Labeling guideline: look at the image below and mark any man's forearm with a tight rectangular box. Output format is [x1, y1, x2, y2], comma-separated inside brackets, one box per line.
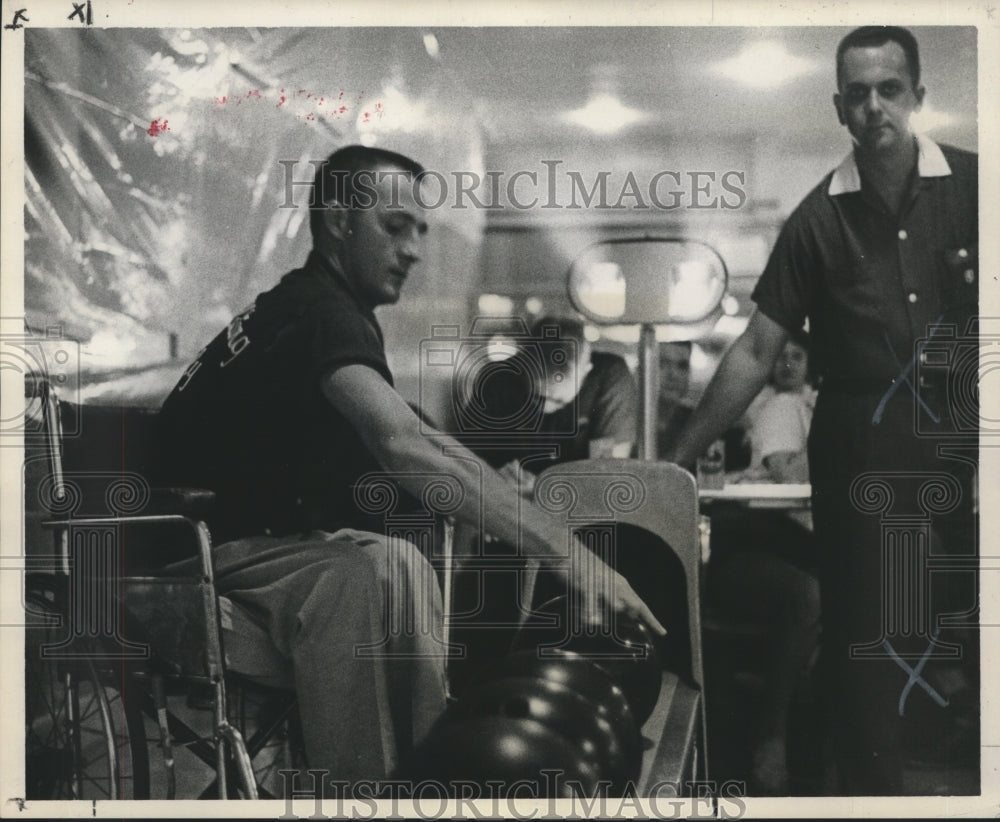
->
[670, 341, 774, 469]
[375, 427, 571, 562]
[378, 428, 667, 636]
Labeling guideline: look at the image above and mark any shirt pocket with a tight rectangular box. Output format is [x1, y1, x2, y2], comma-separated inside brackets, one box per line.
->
[937, 243, 978, 313]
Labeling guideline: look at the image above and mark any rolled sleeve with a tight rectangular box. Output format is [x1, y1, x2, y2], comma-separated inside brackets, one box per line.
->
[751, 207, 817, 337]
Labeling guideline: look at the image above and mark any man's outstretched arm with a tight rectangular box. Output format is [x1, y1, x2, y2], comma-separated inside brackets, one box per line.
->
[667, 310, 789, 470]
[322, 363, 666, 635]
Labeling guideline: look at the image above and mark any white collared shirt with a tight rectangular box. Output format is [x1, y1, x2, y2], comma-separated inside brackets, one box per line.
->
[827, 133, 952, 196]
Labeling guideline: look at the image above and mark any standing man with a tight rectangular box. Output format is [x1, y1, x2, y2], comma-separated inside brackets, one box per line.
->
[667, 27, 978, 794]
[157, 145, 663, 785]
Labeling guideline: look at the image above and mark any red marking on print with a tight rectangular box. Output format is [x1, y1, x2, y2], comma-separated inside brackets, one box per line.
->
[147, 118, 170, 137]
[211, 87, 377, 125]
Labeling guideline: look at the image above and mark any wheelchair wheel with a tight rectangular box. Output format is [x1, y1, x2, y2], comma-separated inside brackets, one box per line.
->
[24, 576, 150, 799]
[228, 681, 305, 799]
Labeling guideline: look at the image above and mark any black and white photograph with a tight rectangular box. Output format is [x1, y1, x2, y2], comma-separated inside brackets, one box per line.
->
[1, 1, 996, 817]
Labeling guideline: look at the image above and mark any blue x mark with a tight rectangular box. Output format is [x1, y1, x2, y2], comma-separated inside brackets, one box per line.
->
[872, 314, 945, 426]
[881, 631, 950, 716]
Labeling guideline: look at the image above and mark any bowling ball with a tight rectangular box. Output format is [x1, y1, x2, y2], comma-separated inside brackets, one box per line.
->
[454, 675, 631, 793]
[462, 649, 642, 778]
[510, 595, 663, 725]
[405, 714, 601, 797]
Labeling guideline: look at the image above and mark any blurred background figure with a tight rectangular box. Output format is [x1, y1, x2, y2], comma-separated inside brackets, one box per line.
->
[530, 315, 637, 462]
[743, 330, 816, 484]
[656, 341, 695, 460]
[462, 315, 638, 494]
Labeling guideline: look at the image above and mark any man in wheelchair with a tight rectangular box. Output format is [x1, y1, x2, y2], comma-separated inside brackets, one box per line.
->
[156, 144, 665, 786]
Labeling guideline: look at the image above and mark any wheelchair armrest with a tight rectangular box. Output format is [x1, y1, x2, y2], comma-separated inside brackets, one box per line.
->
[38, 488, 215, 520]
[147, 487, 216, 517]
[42, 512, 216, 578]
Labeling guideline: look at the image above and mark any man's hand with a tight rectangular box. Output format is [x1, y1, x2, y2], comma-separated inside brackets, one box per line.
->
[671, 310, 788, 469]
[563, 539, 667, 636]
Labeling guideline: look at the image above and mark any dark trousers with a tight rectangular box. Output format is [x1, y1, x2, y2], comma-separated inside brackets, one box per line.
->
[809, 389, 979, 795]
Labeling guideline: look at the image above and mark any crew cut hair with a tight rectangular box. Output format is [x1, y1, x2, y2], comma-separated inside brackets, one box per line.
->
[309, 144, 424, 241]
[836, 26, 921, 90]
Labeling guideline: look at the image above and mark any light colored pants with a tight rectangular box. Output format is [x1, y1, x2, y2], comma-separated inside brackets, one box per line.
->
[211, 529, 448, 782]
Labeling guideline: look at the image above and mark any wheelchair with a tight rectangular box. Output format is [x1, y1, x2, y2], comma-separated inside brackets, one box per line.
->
[22, 376, 305, 799]
[23, 373, 707, 798]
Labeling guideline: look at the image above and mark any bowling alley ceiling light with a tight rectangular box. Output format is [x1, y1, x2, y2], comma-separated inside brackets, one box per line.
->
[711, 40, 818, 89]
[478, 293, 515, 316]
[562, 64, 648, 135]
[911, 100, 957, 134]
[423, 32, 441, 60]
[562, 93, 647, 134]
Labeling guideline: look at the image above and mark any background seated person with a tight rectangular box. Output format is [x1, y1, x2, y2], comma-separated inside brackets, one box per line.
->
[656, 340, 750, 470]
[460, 314, 638, 493]
[657, 335, 820, 795]
[744, 330, 816, 485]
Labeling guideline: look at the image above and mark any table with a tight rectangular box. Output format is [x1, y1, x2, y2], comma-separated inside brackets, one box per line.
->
[698, 482, 812, 510]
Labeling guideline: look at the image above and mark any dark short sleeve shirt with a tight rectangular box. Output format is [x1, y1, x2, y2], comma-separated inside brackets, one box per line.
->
[541, 351, 637, 460]
[751, 138, 978, 387]
[157, 252, 392, 542]
[656, 400, 693, 461]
